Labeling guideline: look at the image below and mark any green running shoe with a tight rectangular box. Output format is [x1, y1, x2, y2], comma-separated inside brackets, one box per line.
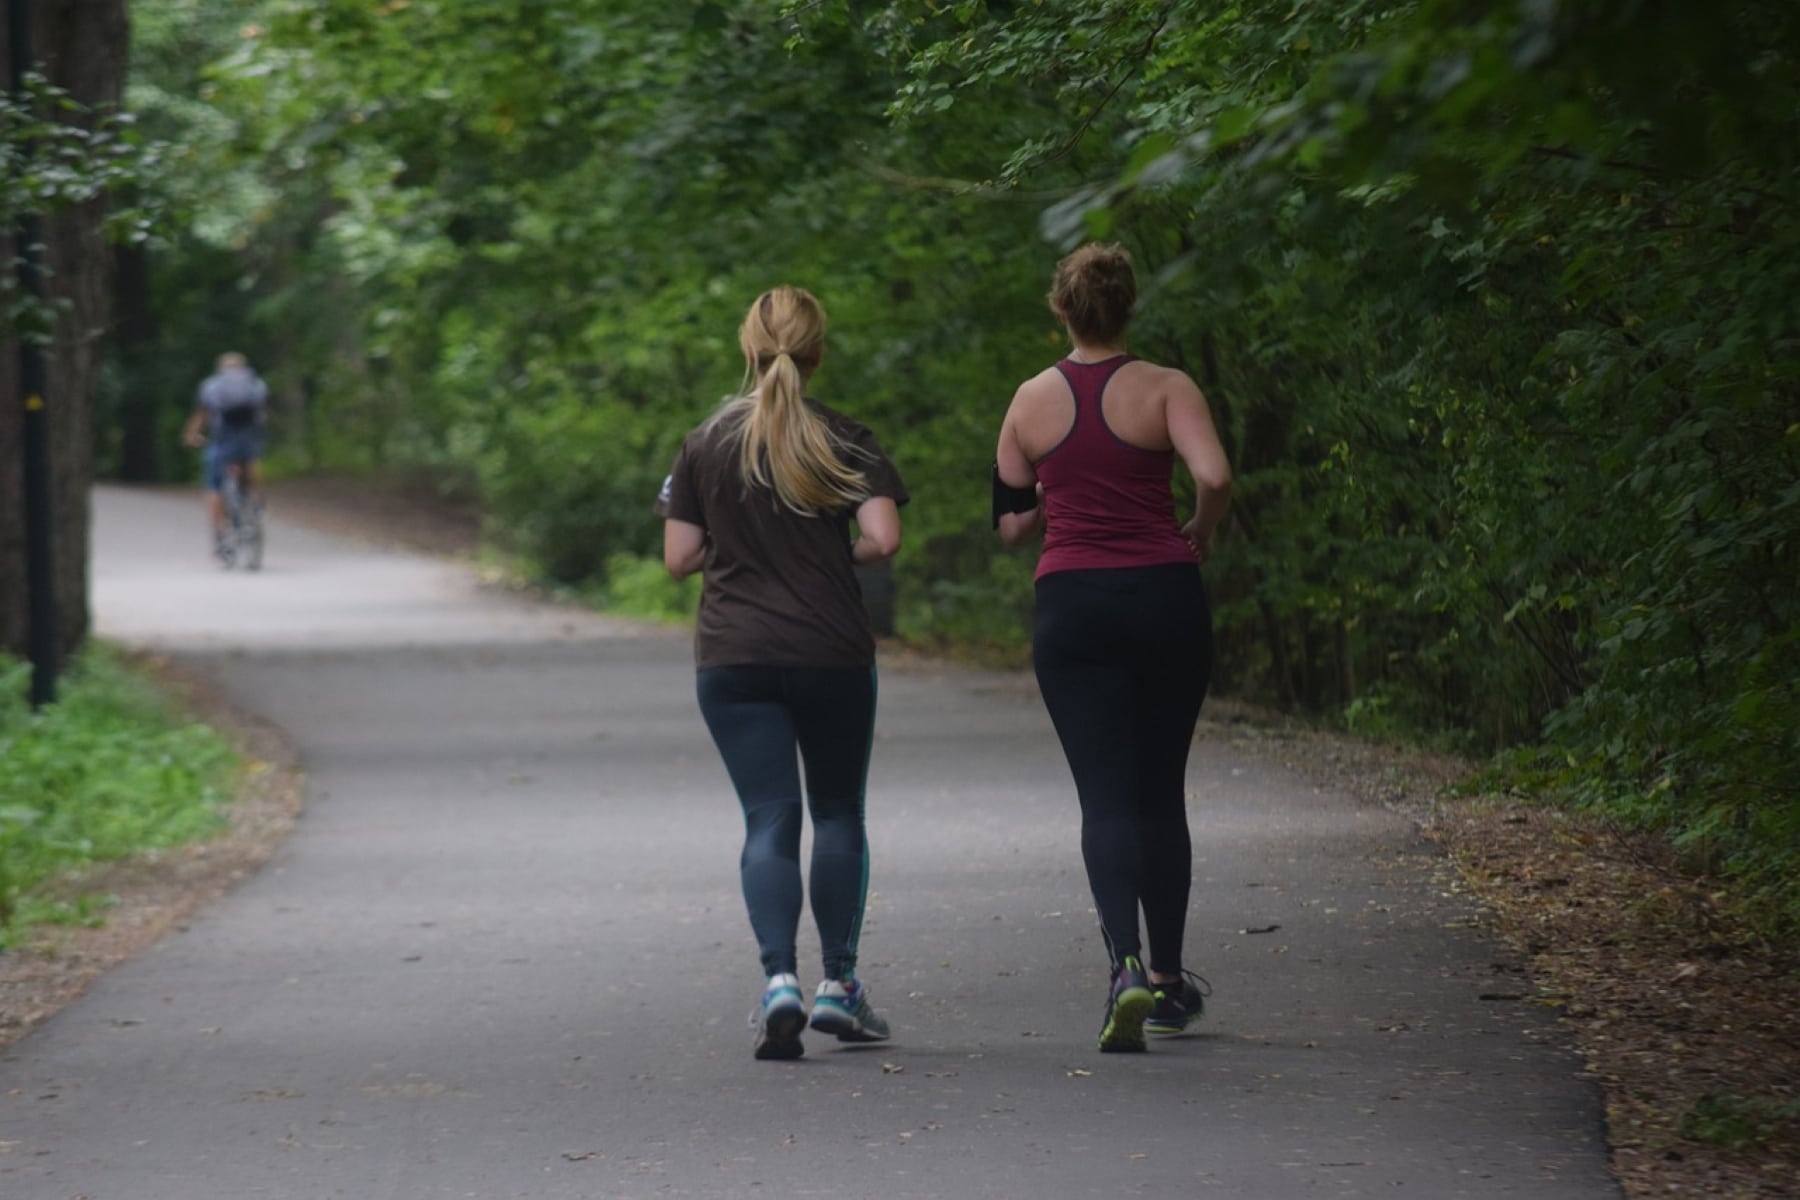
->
[1097, 955, 1154, 1053]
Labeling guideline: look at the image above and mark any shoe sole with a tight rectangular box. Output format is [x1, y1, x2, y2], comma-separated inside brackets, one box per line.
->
[809, 1006, 889, 1043]
[754, 1006, 806, 1060]
[1098, 986, 1154, 1052]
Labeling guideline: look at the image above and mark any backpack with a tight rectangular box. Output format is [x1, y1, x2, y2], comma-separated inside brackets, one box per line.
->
[209, 370, 265, 430]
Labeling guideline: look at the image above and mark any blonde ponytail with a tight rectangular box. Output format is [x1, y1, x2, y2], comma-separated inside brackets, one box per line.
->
[722, 287, 869, 515]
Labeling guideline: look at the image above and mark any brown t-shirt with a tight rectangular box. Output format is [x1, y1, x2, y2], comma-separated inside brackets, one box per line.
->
[655, 400, 908, 670]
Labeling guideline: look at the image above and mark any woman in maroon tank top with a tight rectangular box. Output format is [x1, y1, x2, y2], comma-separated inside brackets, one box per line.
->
[993, 243, 1232, 1053]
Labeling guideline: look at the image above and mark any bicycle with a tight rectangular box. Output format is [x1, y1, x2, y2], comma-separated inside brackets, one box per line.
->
[215, 453, 264, 572]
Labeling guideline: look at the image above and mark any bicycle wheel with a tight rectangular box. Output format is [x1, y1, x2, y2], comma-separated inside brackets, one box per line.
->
[240, 489, 264, 571]
[218, 472, 242, 569]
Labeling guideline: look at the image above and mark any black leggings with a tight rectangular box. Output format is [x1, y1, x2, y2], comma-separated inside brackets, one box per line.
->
[1033, 564, 1212, 975]
[696, 665, 877, 981]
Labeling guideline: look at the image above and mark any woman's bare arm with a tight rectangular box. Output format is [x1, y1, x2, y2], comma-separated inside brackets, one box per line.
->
[1165, 372, 1233, 562]
[852, 496, 902, 564]
[995, 396, 1045, 547]
[663, 518, 707, 580]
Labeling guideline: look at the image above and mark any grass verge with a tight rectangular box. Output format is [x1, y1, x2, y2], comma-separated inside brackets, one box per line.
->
[0, 646, 237, 947]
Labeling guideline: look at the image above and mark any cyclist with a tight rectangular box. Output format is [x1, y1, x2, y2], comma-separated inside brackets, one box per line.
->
[182, 351, 268, 560]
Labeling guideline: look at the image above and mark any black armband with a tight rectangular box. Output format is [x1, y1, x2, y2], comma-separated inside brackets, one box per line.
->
[991, 463, 1038, 529]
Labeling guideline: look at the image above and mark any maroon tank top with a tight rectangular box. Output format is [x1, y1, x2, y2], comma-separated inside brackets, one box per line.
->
[1033, 356, 1196, 581]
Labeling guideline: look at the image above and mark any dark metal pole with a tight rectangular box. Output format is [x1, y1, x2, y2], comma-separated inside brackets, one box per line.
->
[9, 0, 56, 707]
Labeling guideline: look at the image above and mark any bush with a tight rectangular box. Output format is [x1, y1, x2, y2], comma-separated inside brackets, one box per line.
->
[602, 552, 700, 623]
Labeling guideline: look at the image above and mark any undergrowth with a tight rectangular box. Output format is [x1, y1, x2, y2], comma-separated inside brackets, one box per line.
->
[0, 647, 236, 947]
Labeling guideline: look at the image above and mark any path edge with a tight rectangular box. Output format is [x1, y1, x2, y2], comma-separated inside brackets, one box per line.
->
[0, 647, 305, 1050]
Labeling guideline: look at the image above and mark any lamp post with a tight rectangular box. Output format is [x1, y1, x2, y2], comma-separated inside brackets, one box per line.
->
[9, 0, 56, 707]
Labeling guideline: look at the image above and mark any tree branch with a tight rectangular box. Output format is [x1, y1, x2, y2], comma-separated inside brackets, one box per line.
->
[858, 159, 1079, 201]
[1033, 4, 1174, 171]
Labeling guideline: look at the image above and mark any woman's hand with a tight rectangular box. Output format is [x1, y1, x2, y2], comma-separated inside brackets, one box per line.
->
[1181, 515, 1214, 563]
[997, 485, 1045, 547]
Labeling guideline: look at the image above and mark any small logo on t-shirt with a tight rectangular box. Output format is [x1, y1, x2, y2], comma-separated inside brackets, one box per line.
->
[657, 474, 672, 505]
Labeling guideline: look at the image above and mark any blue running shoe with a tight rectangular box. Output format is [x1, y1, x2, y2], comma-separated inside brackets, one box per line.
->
[1145, 970, 1212, 1035]
[809, 978, 891, 1042]
[751, 973, 806, 1060]
[1097, 955, 1153, 1053]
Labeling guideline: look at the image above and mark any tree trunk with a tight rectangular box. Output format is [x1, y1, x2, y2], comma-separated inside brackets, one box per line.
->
[113, 242, 160, 482]
[0, 0, 128, 662]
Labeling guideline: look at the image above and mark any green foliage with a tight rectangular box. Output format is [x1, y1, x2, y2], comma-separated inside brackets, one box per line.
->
[0, 649, 236, 946]
[1679, 1092, 1800, 1153]
[0, 75, 161, 342]
[831, 0, 1800, 928]
[602, 553, 700, 624]
[118, 0, 1797, 926]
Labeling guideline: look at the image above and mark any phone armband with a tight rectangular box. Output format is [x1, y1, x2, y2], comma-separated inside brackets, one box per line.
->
[991, 463, 1038, 528]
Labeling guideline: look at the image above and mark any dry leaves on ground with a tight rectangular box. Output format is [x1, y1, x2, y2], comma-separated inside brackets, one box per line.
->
[1230, 707, 1800, 1200]
[1437, 801, 1800, 1200]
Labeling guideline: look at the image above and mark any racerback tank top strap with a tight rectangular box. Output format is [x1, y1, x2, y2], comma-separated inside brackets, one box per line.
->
[1047, 354, 1136, 459]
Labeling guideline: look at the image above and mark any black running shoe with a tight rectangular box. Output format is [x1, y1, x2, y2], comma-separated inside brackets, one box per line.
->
[1097, 955, 1154, 1053]
[1145, 970, 1212, 1035]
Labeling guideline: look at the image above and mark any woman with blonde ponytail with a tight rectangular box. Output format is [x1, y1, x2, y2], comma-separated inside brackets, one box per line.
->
[656, 285, 908, 1061]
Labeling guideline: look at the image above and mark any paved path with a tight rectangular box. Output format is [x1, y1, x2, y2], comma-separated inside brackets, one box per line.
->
[0, 487, 1620, 1199]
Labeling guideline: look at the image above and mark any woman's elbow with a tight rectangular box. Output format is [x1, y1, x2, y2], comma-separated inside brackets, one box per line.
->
[868, 528, 902, 561]
[996, 513, 1037, 547]
[1199, 465, 1233, 506]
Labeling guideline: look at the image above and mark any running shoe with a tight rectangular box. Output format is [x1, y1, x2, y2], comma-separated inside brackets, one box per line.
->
[1097, 955, 1154, 1053]
[809, 978, 891, 1042]
[1145, 969, 1212, 1035]
[750, 973, 806, 1061]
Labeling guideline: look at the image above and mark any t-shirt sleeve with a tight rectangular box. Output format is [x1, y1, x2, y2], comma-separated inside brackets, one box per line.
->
[850, 424, 909, 507]
[655, 438, 705, 524]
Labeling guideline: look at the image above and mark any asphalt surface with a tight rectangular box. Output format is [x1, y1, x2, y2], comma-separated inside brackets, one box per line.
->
[0, 486, 1621, 1199]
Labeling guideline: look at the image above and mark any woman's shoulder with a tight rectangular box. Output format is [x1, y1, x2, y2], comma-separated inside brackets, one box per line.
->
[1014, 364, 1070, 402]
[688, 400, 748, 444]
[805, 397, 881, 442]
[1116, 357, 1202, 396]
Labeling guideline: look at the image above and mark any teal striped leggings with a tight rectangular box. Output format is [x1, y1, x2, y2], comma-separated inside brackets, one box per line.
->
[696, 665, 877, 981]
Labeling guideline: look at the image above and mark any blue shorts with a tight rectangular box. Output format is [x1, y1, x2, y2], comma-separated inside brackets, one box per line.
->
[204, 430, 264, 491]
